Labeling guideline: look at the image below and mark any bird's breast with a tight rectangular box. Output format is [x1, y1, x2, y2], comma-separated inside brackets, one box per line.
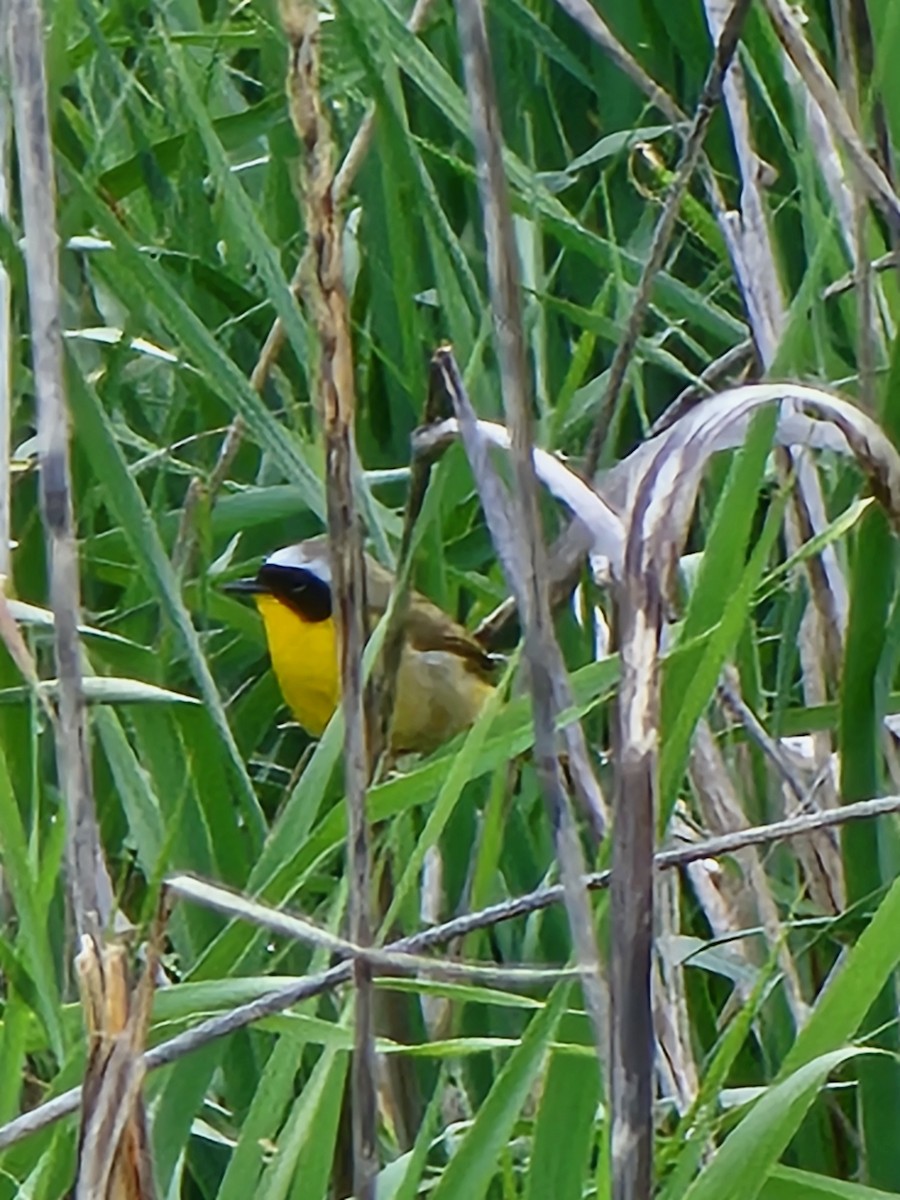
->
[254, 593, 339, 736]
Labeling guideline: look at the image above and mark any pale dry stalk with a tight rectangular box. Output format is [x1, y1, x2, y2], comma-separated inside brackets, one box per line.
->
[280, 2, 377, 1195]
[7, 0, 112, 938]
[74, 939, 158, 1200]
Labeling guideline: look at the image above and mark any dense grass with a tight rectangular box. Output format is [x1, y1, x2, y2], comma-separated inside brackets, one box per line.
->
[3, 0, 900, 1196]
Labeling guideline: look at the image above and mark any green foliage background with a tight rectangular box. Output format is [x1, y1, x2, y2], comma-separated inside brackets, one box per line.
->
[3, 0, 900, 1196]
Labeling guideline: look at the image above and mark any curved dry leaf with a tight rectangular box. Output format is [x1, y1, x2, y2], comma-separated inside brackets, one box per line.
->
[421, 386, 899, 588]
[419, 417, 626, 568]
[627, 383, 900, 578]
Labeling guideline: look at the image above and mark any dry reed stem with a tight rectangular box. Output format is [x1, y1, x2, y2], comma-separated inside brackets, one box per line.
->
[280, 2, 377, 1194]
[613, 480, 663, 1200]
[454, 0, 610, 1105]
[433, 352, 610, 1063]
[450, 0, 610, 833]
[7, 0, 112, 939]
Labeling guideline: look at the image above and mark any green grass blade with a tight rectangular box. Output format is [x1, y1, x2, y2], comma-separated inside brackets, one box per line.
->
[429, 983, 569, 1200]
[684, 1050, 871, 1200]
[66, 364, 266, 844]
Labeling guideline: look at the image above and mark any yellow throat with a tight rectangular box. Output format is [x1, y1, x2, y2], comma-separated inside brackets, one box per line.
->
[254, 592, 339, 738]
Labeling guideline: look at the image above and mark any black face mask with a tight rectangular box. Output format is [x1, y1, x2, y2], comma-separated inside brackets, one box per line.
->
[256, 562, 333, 623]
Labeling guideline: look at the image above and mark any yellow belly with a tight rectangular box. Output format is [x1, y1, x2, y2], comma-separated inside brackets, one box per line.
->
[255, 594, 339, 737]
[255, 594, 493, 752]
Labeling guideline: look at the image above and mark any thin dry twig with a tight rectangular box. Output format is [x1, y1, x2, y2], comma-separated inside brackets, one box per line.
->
[549, 0, 754, 344]
[716, 670, 807, 806]
[167, 873, 575, 988]
[8, 0, 112, 939]
[371, 357, 447, 768]
[280, 2, 377, 1194]
[5, 790, 900, 1154]
[823, 251, 899, 299]
[583, 0, 754, 477]
[647, 339, 756, 437]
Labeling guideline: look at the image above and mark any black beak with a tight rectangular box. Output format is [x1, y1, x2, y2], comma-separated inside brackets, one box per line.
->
[222, 577, 266, 596]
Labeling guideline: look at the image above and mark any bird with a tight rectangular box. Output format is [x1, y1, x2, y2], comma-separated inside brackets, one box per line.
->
[224, 537, 496, 754]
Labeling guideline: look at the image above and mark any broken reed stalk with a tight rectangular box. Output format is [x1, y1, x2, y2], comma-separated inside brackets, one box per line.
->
[73, 912, 167, 1200]
[4, 789, 900, 1154]
[279, 2, 377, 1195]
[7, 0, 112, 938]
[612, 492, 665, 1200]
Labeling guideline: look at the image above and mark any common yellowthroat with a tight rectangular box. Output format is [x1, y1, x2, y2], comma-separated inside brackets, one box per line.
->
[225, 537, 496, 754]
